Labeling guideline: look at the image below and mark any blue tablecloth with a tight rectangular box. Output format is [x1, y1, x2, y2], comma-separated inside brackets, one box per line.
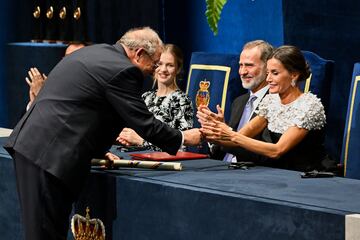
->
[2, 138, 360, 239]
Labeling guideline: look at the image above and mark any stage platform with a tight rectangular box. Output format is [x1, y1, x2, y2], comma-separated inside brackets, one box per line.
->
[1, 129, 360, 239]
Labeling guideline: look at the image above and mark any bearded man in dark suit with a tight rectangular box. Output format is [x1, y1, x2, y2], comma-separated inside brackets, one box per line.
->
[4, 26, 201, 240]
[198, 40, 273, 163]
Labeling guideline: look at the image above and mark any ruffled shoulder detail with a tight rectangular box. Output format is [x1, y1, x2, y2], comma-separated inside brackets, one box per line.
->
[256, 92, 326, 134]
[256, 94, 279, 120]
[294, 92, 326, 130]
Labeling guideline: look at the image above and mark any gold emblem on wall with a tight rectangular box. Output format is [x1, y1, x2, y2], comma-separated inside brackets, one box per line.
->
[59, 7, 67, 19]
[33, 6, 41, 19]
[74, 7, 81, 20]
[196, 79, 211, 107]
[46, 6, 54, 19]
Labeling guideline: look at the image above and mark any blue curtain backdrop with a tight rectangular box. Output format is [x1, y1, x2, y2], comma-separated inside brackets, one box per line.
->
[163, 0, 284, 89]
[0, 2, 15, 127]
[0, 8, 8, 127]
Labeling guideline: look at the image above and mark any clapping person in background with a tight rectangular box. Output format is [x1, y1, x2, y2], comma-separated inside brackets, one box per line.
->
[25, 43, 85, 109]
[25, 67, 46, 109]
[117, 44, 194, 151]
[199, 45, 328, 172]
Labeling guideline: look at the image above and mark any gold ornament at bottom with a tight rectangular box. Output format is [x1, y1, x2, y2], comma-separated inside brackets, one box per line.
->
[71, 207, 105, 240]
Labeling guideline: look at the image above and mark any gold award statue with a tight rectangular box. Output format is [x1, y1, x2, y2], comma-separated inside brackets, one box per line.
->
[74, 7, 81, 20]
[33, 6, 41, 19]
[59, 7, 67, 19]
[46, 6, 54, 19]
[195, 79, 211, 107]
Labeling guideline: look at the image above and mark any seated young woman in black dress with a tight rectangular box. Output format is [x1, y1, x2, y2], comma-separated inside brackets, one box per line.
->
[117, 44, 194, 151]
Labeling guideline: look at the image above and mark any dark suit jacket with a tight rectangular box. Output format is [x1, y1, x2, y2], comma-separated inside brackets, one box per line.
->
[4, 43, 182, 193]
[211, 91, 270, 162]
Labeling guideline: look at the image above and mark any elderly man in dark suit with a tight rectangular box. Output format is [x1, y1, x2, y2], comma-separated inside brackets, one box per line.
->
[198, 40, 273, 163]
[4, 26, 201, 240]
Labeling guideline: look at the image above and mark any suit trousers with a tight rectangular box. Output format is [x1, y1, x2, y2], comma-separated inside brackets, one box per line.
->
[13, 151, 75, 240]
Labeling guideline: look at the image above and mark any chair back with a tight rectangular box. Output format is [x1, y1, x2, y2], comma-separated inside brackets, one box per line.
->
[186, 52, 246, 127]
[341, 63, 360, 179]
[300, 51, 334, 113]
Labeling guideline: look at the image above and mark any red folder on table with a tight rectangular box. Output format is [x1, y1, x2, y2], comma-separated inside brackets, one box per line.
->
[130, 151, 208, 161]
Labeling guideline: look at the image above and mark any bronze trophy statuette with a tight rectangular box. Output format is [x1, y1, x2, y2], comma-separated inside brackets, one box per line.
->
[46, 6, 54, 19]
[33, 6, 41, 19]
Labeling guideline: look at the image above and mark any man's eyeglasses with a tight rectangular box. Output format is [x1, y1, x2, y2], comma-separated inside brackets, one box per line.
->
[143, 51, 159, 69]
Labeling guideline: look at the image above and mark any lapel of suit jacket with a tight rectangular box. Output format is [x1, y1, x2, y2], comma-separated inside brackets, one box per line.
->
[249, 89, 269, 120]
[229, 92, 250, 129]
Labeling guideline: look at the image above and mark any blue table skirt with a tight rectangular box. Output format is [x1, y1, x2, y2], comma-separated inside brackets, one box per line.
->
[2, 138, 360, 239]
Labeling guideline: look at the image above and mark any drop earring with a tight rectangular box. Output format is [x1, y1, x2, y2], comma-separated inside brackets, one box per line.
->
[291, 79, 296, 87]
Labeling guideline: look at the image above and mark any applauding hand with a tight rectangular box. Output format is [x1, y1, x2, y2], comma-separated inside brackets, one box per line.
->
[25, 67, 47, 103]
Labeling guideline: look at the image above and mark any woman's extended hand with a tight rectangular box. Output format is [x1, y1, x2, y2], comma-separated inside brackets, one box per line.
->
[200, 119, 235, 144]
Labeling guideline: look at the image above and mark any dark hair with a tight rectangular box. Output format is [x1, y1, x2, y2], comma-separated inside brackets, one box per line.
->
[269, 45, 311, 82]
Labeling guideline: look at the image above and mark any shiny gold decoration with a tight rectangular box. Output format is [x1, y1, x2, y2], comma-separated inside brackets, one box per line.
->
[46, 6, 54, 19]
[71, 207, 105, 240]
[33, 6, 41, 19]
[59, 7, 67, 19]
[196, 79, 211, 107]
[73, 7, 81, 20]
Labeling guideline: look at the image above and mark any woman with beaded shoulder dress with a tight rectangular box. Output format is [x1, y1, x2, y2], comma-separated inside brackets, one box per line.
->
[199, 45, 327, 171]
[117, 44, 194, 151]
